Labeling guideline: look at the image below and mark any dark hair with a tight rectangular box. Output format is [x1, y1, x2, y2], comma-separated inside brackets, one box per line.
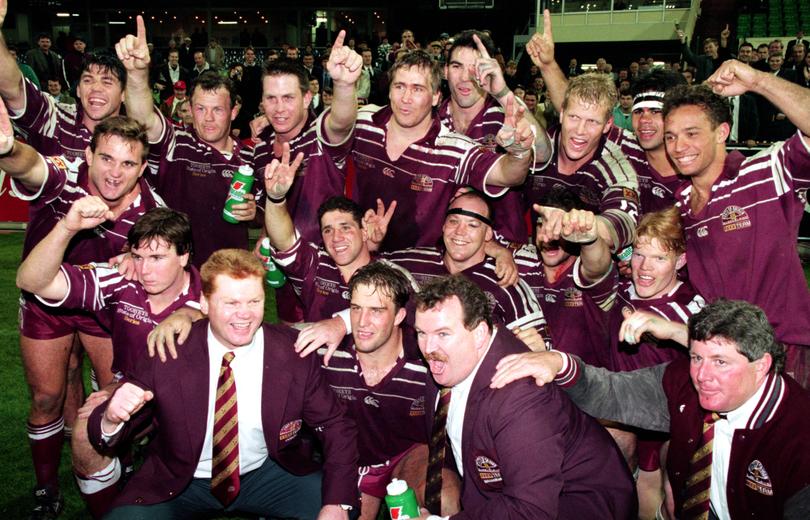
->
[36, 32, 51, 41]
[663, 84, 731, 128]
[619, 87, 632, 97]
[90, 116, 149, 162]
[448, 187, 495, 224]
[128, 207, 193, 259]
[536, 186, 585, 214]
[448, 30, 496, 63]
[631, 69, 686, 97]
[82, 53, 127, 90]
[191, 71, 236, 108]
[388, 50, 442, 93]
[415, 274, 493, 331]
[317, 196, 365, 230]
[689, 299, 785, 372]
[738, 42, 754, 52]
[349, 262, 412, 310]
[262, 60, 310, 95]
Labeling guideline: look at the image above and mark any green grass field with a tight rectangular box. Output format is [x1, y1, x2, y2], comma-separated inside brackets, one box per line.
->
[0, 231, 808, 519]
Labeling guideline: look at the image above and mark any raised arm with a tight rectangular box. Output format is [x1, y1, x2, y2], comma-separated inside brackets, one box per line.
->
[526, 10, 567, 114]
[0, 0, 25, 110]
[16, 196, 114, 299]
[114, 16, 162, 142]
[263, 143, 304, 251]
[487, 95, 533, 186]
[534, 204, 613, 280]
[707, 59, 810, 137]
[0, 100, 47, 189]
[323, 30, 362, 143]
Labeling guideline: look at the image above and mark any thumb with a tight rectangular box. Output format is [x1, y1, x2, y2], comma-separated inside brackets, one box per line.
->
[142, 390, 155, 402]
[622, 307, 633, 319]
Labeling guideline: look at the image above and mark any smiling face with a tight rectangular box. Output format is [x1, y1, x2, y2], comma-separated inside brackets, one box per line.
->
[76, 64, 125, 123]
[320, 209, 369, 270]
[559, 95, 612, 166]
[388, 65, 440, 131]
[446, 47, 486, 110]
[191, 86, 237, 149]
[664, 104, 728, 178]
[131, 237, 189, 297]
[689, 337, 770, 413]
[416, 296, 488, 387]
[261, 73, 311, 140]
[350, 282, 406, 354]
[201, 274, 265, 350]
[630, 236, 684, 299]
[632, 105, 665, 151]
[442, 195, 492, 272]
[84, 135, 146, 209]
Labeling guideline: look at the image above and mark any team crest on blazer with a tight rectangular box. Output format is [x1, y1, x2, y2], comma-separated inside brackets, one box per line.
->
[474, 455, 503, 485]
[279, 419, 302, 442]
[744, 460, 773, 496]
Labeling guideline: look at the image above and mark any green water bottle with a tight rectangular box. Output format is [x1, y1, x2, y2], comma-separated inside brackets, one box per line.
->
[385, 478, 420, 520]
[223, 164, 255, 224]
[258, 238, 286, 289]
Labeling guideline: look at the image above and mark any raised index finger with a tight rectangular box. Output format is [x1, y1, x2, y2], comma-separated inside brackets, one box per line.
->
[331, 30, 347, 53]
[136, 15, 147, 46]
[543, 9, 553, 37]
[472, 33, 491, 60]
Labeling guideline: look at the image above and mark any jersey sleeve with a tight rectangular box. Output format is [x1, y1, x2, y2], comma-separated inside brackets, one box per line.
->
[271, 232, 320, 296]
[456, 141, 508, 198]
[771, 131, 810, 191]
[35, 262, 123, 312]
[315, 107, 353, 168]
[597, 142, 640, 251]
[8, 77, 71, 146]
[573, 257, 619, 313]
[10, 154, 74, 205]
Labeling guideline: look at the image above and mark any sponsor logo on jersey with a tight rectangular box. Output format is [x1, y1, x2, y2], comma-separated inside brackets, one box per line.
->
[279, 419, 302, 442]
[315, 277, 341, 297]
[352, 153, 375, 170]
[221, 168, 235, 179]
[652, 186, 665, 199]
[544, 293, 557, 304]
[341, 290, 350, 301]
[382, 167, 396, 178]
[409, 174, 434, 192]
[186, 161, 215, 175]
[409, 396, 425, 417]
[332, 387, 357, 401]
[696, 226, 709, 238]
[117, 303, 151, 327]
[744, 460, 773, 496]
[563, 287, 583, 307]
[475, 455, 503, 484]
[721, 205, 752, 233]
[363, 395, 380, 408]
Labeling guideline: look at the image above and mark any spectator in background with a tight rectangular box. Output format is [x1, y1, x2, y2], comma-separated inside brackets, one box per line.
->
[787, 44, 806, 71]
[172, 97, 193, 127]
[566, 57, 582, 77]
[799, 52, 810, 88]
[757, 53, 797, 141]
[26, 33, 63, 88]
[161, 80, 188, 118]
[153, 49, 190, 103]
[504, 59, 519, 89]
[46, 78, 75, 105]
[629, 61, 640, 82]
[8, 44, 40, 89]
[786, 29, 810, 59]
[677, 25, 732, 83]
[736, 41, 755, 65]
[309, 77, 324, 115]
[189, 50, 210, 82]
[769, 39, 784, 58]
[64, 36, 89, 90]
[286, 45, 300, 61]
[681, 68, 694, 85]
[178, 36, 194, 70]
[612, 87, 633, 131]
[205, 38, 225, 72]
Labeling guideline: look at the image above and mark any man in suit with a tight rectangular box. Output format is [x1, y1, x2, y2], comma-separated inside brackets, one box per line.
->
[87, 249, 359, 519]
[412, 275, 636, 519]
[153, 49, 190, 103]
[785, 30, 810, 61]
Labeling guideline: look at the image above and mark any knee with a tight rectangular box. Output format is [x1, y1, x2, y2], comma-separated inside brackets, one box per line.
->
[30, 391, 65, 418]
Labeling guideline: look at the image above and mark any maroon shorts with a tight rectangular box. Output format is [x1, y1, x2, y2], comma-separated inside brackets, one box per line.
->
[357, 443, 421, 498]
[636, 430, 669, 472]
[19, 294, 109, 340]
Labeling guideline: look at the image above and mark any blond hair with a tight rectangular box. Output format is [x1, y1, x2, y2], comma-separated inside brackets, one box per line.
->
[634, 206, 685, 256]
[562, 73, 617, 121]
[201, 249, 265, 297]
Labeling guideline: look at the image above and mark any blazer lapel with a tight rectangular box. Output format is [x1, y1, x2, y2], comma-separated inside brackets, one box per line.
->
[179, 320, 212, 459]
[260, 325, 293, 455]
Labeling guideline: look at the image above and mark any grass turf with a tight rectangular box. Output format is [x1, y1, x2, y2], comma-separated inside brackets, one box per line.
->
[0, 231, 808, 518]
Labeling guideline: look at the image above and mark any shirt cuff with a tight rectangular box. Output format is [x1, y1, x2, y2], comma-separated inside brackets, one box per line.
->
[100, 421, 125, 441]
[552, 350, 579, 387]
[332, 308, 352, 334]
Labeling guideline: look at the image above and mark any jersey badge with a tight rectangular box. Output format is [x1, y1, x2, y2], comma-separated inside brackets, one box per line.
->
[721, 205, 751, 233]
[409, 396, 425, 417]
[363, 395, 380, 408]
[279, 419, 302, 442]
[474, 455, 503, 484]
[409, 174, 434, 192]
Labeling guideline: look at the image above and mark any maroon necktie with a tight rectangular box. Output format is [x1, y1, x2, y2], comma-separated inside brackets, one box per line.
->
[681, 412, 721, 520]
[424, 388, 451, 514]
[211, 352, 240, 505]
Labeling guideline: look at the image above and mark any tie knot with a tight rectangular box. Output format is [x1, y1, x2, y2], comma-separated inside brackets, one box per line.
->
[705, 411, 725, 424]
[223, 352, 235, 366]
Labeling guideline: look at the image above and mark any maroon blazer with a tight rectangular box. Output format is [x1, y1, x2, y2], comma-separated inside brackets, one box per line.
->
[88, 320, 359, 508]
[425, 329, 636, 519]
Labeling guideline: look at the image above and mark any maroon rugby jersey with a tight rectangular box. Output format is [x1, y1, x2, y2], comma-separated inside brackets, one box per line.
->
[515, 245, 617, 367]
[12, 155, 164, 263]
[147, 114, 258, 267]
[349, 105, 502, 251]
[437, 96, 528, 245]
[271, 234, 351, 322]
[527, 125, 639, 251]
[382, 247, 549, 338]
[610, 279, 705, 371]
[675, 133, 810, 347]
[9, 78, 93, 160]
[39, 264, 202, 375]
[607, 127, 683, 215]
[253, 110, 351, 245]
[317, 331, 427, 466]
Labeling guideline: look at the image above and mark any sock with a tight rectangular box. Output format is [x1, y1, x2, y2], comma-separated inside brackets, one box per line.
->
[75, 458, 122, 519]
[27, 416, 65, 491]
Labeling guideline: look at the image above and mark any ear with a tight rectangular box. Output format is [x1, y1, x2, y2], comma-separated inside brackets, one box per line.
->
[473, 320, 489, 352]
[603, 115, 614, 134]
[394, 307, 407, 327]
[432, 89, 441, 108]
[137, 159, 148, 179]
[179, 252, 190, 269]
[200, 294, 209, 315]
[484, 226, 493, 242]
[303, 89, 313, 109]
[230, 103, 239, 122]
[754, 352, 773, 378]
[716, 121, 730, 143]
[84, 146, 93, 167]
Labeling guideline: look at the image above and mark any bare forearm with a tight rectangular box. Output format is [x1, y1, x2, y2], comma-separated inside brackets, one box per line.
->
[0, 140, 47, 188]
[16, 219, 72, 297]
[0, 33, 24, 109]
[539, 61, 567, 113]
[324, 81, 357, 143]
[125, 69, 161, 141]
[500, 92, 552, 163]
[578, 236, 612, 283]
[490, 153, 531, 187]
[264, 201, 297, 251]
[752, 72, 810, 136]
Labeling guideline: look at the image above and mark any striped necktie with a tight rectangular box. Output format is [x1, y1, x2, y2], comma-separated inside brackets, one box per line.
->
[211, 351, 240, 506]
[681, 411, 721, 520]
[424, 388, 451, 514]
